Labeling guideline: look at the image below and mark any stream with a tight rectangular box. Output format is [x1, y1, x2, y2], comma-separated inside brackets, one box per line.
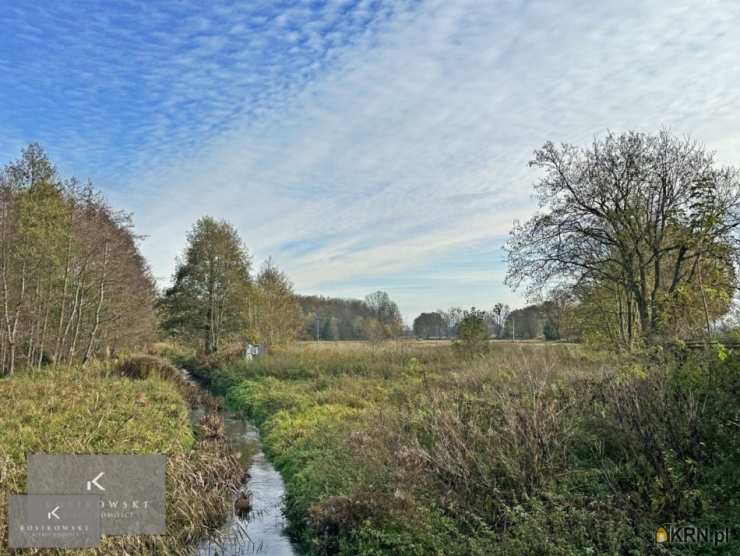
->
[183, 371, 301, 556]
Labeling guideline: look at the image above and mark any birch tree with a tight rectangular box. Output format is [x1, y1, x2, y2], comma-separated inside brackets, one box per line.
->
[253, 260, 303, 346]
[0, 144, 157, 375]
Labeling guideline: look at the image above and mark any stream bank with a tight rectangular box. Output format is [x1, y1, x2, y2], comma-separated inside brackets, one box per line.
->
[183, 370, 301, 556]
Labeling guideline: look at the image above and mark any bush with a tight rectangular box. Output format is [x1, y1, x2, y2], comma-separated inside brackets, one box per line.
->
[116, 353, 180, 381]
[455, 309, 490, 355]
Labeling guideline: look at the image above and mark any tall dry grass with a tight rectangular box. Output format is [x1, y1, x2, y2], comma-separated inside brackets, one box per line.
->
[190, 340, 738, 554]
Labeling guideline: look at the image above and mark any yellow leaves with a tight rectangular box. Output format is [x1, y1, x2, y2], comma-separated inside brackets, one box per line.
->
[612, 362, 648, 387]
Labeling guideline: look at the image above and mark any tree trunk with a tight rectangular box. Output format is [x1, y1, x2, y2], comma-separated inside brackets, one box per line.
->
[83, 241, 109, 364]
[53, 236, 72, 365]
[37, 277, 53, 368]
[27, 272, 42, 365]
[68, 287, 85, 365]
[6, 261, 27, 375]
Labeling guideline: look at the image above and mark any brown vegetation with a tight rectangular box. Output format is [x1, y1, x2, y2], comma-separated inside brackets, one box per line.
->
[197, 341, 739, 554]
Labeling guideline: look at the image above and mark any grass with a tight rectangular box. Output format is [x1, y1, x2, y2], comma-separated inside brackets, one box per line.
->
[0, 359, 241, 555]
[184, 340, 740, 555]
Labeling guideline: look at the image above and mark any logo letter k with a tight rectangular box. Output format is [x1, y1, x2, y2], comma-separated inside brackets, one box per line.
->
[86, 472, 105, 491]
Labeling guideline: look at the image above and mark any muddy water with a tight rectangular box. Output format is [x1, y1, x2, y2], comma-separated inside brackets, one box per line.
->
[184, 372, 300, 556]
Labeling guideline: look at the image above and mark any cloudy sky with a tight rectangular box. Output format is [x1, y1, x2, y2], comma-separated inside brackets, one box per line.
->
[3, 0, 740, 322]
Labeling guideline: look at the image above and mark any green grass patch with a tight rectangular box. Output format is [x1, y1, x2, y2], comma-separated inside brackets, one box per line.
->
[0, 362, 240, 555]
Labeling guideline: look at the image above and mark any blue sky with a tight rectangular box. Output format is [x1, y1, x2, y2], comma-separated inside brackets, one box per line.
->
[3, 1, 740, 322]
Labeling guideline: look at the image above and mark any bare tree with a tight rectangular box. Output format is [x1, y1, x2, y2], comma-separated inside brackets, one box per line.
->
[491, 303, 510, 338]
[365, 290, 402, 338]
[507, 130, 740, 345]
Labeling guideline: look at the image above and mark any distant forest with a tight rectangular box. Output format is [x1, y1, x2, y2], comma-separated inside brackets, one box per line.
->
[411, 302, 567, 342]
[297, 291, 402, 341]
[298, 291, 570, 342]
[299, 295, 568, 342]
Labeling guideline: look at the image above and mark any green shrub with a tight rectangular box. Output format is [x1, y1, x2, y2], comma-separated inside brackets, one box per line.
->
[454, 309, 490, 355]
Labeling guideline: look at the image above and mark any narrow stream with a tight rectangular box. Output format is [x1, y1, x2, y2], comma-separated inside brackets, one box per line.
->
[183, 371, 301, 556]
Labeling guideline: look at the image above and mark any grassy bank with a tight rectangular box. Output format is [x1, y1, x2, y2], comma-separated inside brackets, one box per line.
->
[0, 359, 241, 555]
[189, 341, 739, 555]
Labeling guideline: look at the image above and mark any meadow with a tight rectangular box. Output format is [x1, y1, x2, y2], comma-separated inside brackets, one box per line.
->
[0, 358, 241, 555]
[188, 340, 740, 555]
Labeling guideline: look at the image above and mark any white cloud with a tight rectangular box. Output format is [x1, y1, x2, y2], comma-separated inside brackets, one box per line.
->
[9, 0, 740, 316]
[125, 0, 740, 315]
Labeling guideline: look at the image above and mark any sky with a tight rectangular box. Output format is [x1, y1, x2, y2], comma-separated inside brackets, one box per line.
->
[3, 0, 740, 323]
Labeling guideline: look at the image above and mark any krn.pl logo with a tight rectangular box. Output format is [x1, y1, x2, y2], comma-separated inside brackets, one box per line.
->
[656, 524, 730, 546]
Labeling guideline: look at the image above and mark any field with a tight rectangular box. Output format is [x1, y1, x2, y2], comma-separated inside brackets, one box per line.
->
[190, 340, 740, 555]
[0, 360, 241, 555]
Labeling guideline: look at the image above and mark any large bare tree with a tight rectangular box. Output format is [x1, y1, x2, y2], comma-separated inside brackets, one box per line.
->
[506, 130, 740, 345]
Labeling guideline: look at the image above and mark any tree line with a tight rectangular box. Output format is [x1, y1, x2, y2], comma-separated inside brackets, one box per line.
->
[417, 132, 740, 348]
[164, 131, 740, 351]
[413, 303, 513, 340]
[159, 217, 405, 351]
[6, 129, 737, 365]
[299, 291, 402, 341]
[0, 145, 157, 375]
[0, 145, 408, 365]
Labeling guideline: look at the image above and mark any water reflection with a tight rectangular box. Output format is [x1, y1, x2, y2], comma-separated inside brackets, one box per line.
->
[186, 376, 300, 556]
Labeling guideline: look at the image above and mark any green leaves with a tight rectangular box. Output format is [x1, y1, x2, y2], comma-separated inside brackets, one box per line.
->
[161, 217, 252, 352]
[455, 309, 490, 355]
